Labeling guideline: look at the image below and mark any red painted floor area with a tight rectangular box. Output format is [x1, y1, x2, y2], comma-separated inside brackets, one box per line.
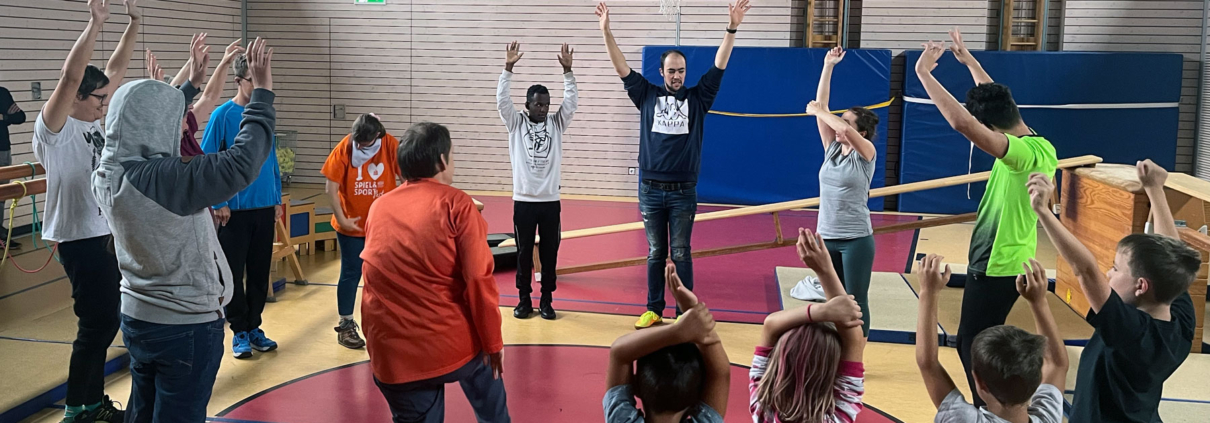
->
[219, 345, 901, 423]
[478, 197, 919, 324]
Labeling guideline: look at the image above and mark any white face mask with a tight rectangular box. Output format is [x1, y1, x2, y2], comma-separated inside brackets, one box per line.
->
[351, 137, 382, 168]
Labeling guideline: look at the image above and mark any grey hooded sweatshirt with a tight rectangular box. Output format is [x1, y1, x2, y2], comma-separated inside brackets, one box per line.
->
[93, 79, 276, 325]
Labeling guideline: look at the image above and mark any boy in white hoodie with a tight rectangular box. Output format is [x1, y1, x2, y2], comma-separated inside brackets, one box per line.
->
[497, 41, 578, 320]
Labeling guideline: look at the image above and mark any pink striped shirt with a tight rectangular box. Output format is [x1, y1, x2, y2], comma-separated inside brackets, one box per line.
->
[748, 346, 865, 423]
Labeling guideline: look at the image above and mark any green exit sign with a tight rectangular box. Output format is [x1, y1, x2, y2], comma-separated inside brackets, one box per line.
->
[355, 0, 385, 4]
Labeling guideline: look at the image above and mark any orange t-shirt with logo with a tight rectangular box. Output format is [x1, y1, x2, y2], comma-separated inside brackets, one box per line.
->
[320, 134, 400, 237]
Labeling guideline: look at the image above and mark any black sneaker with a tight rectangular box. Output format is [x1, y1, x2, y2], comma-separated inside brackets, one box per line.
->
[513, 296, 533, 319]
[67, 395, 124, 423]
[539, 294, 556, 320]
[335, 319, 366, 349]
[0, 238, 19, 250]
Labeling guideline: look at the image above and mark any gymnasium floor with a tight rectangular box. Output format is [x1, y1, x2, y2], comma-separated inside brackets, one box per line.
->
[3, 185, 1209, 423]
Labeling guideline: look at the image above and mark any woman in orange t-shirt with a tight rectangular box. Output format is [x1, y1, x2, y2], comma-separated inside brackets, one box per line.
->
[320, 113, 400, 349]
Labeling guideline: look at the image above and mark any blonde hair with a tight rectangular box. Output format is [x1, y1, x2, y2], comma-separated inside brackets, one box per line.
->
[754, 323, 843, 422]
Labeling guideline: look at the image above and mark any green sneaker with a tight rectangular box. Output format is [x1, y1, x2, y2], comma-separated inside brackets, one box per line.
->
[634, 311, 663, 329]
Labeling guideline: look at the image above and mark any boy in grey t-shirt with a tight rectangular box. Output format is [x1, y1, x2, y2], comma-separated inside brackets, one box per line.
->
[915, 254, 1068, 423]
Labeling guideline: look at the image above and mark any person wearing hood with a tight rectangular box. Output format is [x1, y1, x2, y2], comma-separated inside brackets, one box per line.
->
[91, 37, 277, 423]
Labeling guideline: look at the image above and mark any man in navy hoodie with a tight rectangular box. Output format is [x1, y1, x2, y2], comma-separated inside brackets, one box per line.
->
[595, 0, 752, 329]
[201, 49, 283, 358]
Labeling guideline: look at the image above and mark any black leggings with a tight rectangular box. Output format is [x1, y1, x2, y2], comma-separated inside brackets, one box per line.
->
[513, 201, 561, 298]
[59, 235, 123, 407]
[219, 207, 276, 334]
[956, 271, 1021, 407]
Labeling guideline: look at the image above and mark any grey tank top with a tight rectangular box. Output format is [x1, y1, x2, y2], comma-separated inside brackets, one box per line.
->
[817, 141, 875, 239]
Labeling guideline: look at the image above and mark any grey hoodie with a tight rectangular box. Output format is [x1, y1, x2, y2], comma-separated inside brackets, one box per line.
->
[93, 79, 277, 325]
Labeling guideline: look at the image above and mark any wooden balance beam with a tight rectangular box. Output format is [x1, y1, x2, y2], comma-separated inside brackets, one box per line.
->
[499, 155, 1103, 276]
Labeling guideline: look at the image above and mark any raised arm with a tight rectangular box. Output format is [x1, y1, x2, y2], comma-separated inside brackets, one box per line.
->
[551, 43, 579, 131]
[1018, 258, 1068, 389]
[596, 3, 631, 78]
[169, 34, 206, 87]
[714, 0, 750, 70]
[1136, 160, 1177, 238]
[814, 47, 843, 148]
[100, 0, 142, 96]
[915, 41, 1009, 159]
[43, 0, 108, 133]
[497, 41, 523, 128]
[664, 265, 729, 415]
[786, 228, 865, 361]
[915, 254, 957, 408]
[193, 39, 240, 119]
[948, 28, 993, 85]
[807, 101, 877, 161]
[144, 50, 164, 83]
[1029, 173, 1111, 312]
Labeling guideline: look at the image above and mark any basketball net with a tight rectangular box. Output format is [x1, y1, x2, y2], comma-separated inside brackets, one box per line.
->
[659, 0, 682, 21]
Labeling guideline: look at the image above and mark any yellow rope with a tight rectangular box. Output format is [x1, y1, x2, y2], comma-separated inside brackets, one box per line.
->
[708, 98, 895, 118]
[1, 180, 29, 268]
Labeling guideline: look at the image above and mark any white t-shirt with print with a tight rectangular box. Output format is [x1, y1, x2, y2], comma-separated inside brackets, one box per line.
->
[32, 113, 111, 243]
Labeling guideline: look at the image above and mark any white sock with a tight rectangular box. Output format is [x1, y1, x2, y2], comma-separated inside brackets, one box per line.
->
[535, 273, 542, 282]
[339, 315, 353, 324]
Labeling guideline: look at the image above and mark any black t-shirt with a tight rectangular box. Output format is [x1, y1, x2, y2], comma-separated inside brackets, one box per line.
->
[1070, 291, 1195, 423]
[622, 66, 724, 183]
[0, 87, 28, 151]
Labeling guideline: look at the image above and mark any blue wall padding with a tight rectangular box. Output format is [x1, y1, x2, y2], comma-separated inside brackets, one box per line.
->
[640, 46, 893, 208]
[899, 51, 1184, 214]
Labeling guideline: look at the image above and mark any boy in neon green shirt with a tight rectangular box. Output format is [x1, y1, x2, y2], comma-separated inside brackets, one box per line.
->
[915, 30, 1058, 407]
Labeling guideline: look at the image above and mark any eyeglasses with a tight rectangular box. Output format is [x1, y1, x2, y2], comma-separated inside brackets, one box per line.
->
[89, 93, 108, 102]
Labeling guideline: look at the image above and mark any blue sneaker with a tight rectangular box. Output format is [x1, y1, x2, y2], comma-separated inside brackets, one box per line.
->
[232, 332, 252, 359]
[249, 328, 278, 352]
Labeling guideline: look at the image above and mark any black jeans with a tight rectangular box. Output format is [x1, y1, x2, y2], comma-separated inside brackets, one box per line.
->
[957, 271, 1021, 407]
[58, 235, 123, 407]
[219, 207, 276, 334]
[513, 201, 561, 298]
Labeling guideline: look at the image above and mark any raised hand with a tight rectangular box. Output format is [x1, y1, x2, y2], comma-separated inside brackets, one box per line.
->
[1027, 173, 1054, 213]
[557, 43, 574, 71]
[595, 2, 611, 32]
[222, 38, 245, 64]
[915, 41, 946, 74]
[666, 263, 698, 312]
[1017, 258, 1048, 304]
[805, 100, 826, 116]
[124, 0, 141, 20]
[675, 303, 717, 344]
[824, 47, 845, 66]
[145, 49, 164, 81]
[246, 37, 274, 91]
[728, 0, 752, 30]
[89, 0, 110, 24]
[505, 41, 524, 71]
[188, 33, 211, 87]
[795, 228, 833, 272]
[948, 28, 975, 66]
[1136, 159, 1168, 190]
[917, 254, 951, 294]
[816, 294, 863, 328]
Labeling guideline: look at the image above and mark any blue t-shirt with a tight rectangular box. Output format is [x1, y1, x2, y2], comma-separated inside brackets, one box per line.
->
[200, 99, 281, 211]
[603, 385, 723, 423]
[623, 66, 724, 183]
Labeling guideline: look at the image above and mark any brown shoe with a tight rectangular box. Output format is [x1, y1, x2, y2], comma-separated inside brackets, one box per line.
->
[335, 319, 366, 349]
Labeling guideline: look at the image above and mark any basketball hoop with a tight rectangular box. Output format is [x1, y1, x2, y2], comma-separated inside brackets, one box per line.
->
[659, 0, 682, 21]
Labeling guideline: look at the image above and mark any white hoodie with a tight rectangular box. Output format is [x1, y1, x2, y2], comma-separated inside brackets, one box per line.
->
[497, 70, 578, 202]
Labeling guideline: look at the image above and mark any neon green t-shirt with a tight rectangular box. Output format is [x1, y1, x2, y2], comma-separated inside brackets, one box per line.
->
[968, 133, 1058, 277]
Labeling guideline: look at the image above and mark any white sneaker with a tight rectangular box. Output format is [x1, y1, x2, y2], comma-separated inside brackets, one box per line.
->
[790, 275, 827, 302]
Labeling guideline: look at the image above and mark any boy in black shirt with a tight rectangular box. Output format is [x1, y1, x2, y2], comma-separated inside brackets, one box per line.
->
[1027, 160, 1198, 423]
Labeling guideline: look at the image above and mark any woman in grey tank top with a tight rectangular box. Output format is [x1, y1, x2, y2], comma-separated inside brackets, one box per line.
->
[802, 47, 880, 336]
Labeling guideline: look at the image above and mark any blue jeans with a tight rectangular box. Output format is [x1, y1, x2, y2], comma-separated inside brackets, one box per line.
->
[639, 180, 697, 315]
[121, 314, 225, 423]
[374, 356, 510, 423]
[336, 233, 366, 317]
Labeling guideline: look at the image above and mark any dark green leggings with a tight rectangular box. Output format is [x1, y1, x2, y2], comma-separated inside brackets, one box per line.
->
[825, 235, 875, 336]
